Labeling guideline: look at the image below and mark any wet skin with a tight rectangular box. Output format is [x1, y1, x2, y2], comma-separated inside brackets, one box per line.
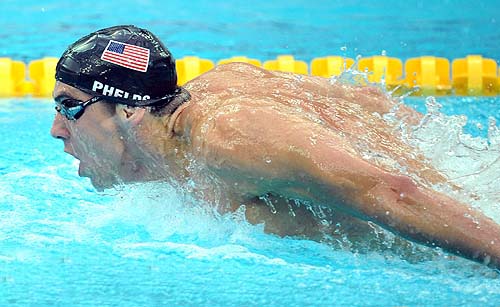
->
[51, 63, 500, 269]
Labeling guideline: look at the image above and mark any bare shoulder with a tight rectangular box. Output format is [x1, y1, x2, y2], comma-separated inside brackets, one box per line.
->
[184, 62, 273, 93]
[185, 62, 404, 116]
[211, 62, 272, 76]
[188, 96, 365, 190]
[188, 99, 307, 174]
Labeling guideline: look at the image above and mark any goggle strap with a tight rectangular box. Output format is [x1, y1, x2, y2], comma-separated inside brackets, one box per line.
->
[82, 96, 105, 107]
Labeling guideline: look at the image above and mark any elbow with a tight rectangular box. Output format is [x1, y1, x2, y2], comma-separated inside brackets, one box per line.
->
[389, 175, 418, 200]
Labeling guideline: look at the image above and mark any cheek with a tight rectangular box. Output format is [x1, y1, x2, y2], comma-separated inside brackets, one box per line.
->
[68, 122, 125, 164]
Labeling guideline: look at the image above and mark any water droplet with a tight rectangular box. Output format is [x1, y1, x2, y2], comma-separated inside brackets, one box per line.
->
[259, 194, 277, 214]
[308, 136, 317, 145]
[265, 157, 272, 164]
[381, 50, 387, 56]
[340, 46, 347, 52]
[484, 255, 491, 265]
[287, 201, 296, 217]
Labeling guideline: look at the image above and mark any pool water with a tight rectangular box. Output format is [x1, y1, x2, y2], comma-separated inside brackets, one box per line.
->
[1, 97, 499, 306]
[1, 1, 500, 306]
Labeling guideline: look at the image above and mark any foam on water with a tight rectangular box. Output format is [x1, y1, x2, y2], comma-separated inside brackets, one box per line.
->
[331, 67, 500, 223]
[401, 99, 500, 221]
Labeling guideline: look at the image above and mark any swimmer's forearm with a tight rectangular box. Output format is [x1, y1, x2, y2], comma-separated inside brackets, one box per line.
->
[299, 141, 500, 268]
[358, 177, 500, 269]
[300, 136, 500, 267]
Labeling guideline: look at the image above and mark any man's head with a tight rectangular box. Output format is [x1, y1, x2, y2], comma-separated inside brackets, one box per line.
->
[51, 25, 187, 190]
[56, 24, 178, 107]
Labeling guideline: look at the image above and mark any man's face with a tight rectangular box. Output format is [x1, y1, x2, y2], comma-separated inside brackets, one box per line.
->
[50, 81, 127, 190]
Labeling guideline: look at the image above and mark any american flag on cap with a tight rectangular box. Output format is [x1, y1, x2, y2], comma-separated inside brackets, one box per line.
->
[101, 40, 150, 72]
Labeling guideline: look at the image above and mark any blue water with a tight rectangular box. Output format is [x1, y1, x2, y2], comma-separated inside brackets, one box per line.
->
[405, 96, 500, 138]
[1, 99, 499, 306]
[0, 0, 499, 62]
[1, 0, 500, 306]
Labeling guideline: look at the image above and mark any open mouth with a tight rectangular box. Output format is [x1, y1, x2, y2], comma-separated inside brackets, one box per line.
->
[64, 149, 79, 159]
[78, 162, 83, 176]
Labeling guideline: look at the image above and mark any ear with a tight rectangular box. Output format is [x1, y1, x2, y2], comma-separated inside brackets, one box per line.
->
[116, 105, 146, 127]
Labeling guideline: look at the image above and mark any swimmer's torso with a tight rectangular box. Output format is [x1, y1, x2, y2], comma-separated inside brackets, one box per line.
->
[178, 63, 445, 187]
[171, 63, 446, 242]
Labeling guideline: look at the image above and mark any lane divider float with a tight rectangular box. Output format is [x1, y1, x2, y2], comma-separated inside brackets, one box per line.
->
[0, 55, 498, 98]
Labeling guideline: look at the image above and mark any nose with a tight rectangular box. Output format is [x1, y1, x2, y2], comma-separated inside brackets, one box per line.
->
[50, 112, 70, 140]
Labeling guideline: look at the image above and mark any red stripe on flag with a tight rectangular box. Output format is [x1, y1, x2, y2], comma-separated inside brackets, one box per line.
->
[122, 50, 149, 60]
[123, 51, 149, 58]
[124, 46, 149, 55]
[123, 44, 149, 52]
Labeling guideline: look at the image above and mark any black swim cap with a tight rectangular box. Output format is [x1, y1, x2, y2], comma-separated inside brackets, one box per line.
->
[56, 25, 178, 106]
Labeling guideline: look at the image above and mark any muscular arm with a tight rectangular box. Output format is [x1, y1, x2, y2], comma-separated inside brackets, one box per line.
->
[200, 102, 500, 269]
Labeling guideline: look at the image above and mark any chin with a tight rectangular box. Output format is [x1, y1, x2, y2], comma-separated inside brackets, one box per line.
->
[79, 164, 117, 192]
[89, 176, 117, 192]
[92, 184, 106, 192]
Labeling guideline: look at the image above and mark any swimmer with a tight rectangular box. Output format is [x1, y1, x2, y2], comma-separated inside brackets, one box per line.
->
[50, 25, 500, 269]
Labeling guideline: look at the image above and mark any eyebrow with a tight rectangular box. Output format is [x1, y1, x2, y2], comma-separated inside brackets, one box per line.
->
[54, 95, 74, 103]
[53, 89, 75, 102]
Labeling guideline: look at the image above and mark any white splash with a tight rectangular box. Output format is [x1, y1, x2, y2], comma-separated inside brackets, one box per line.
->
[402, 98, 500, 221]
[331, 66, 499, 222]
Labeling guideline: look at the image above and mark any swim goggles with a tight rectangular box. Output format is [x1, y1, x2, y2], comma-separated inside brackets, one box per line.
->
[55, 96, 105, 120]
[54, 87, 189, 121]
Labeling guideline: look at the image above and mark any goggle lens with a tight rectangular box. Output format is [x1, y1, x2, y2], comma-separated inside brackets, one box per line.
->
[54, 96, 104, 120]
